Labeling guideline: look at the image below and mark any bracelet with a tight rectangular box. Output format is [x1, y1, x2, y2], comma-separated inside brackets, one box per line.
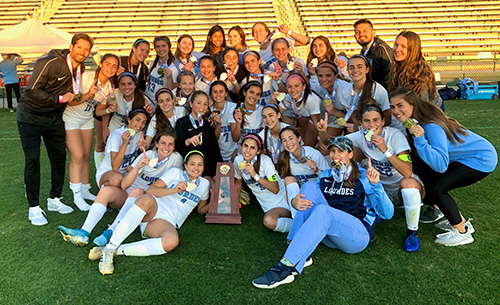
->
[287, 30, 292, 36]
[59, 95, 64, 104]
[383, 149, 393, 158]
[253, 174, 260, 181]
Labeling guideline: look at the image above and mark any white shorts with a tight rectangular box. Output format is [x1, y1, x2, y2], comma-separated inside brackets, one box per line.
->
[139, 201, 176, 237]
[63, 114, 94, 130]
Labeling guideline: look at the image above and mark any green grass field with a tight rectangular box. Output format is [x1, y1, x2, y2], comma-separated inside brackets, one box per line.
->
[0, 100, 499, 305]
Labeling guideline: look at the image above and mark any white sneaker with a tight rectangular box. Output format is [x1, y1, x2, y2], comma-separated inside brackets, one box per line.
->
[73, 193, 91, 211]
[435, 227, 474, 246]
[47, 197, 74, 214]
[99, 248, 116, 275]
[435, 218, 475, 234]
[28, 206, 48, 226]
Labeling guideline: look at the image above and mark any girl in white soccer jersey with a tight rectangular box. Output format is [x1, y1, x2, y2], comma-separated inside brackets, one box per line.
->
[234, 134, 292, 233]
[277, 126, 329, 217]
[258, 104, 288, 165]
[195, 55, 218, 96]
[210, 80, 238, 162]
[173, 34, 201, 77]
[335, 55, 394, 133]
[58, 129, 183, 247]
[241, 51, 280, 106]
[63, 53, 119, 211]
[230, 81, 264, 145]
[95, 151, 210, 275]
[274, 73, 321, 147]
[346, 104, 424, 252]
[251, 22, 309, 70]
[145, 36, 177, 102]
[100, 72, 154, 134]
[306, 36, 348, 78]
[96, 109, 148, 188]
[172, 71, 195, 109]
[145, 88, 188, 149]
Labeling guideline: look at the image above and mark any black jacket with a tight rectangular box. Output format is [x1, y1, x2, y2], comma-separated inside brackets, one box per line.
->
[362, 37, 394, 89]
[17, 49, 85, 124]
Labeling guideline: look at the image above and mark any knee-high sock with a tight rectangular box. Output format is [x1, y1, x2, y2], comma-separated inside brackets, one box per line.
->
[274, 217, 293, 233]
[402, 188, 422, 231]
[116, 238, 166, 256]
[108, 197, 137, 232]
[286, 182, 300, 218]
[81, 203, 107, 234]
[106, 204, 146, 250]
[94, 151, 104, 171]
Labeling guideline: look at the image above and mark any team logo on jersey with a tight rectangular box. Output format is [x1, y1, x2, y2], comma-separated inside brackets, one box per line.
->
[220, 164, 230, 175]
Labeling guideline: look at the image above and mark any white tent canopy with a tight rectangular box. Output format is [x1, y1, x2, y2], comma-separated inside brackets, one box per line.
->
[0, 19, 76, 53]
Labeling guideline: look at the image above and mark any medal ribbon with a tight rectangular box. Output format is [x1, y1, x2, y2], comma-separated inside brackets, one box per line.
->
[342, 86, 362, 123]
[183, 171, 200, 186]
[332, 163, 352, 183]
[66, 54, 81, 94]
[289, 147, 306, 164]
[267, 129, 281, 163]
[152, 151, 170, 168]
[189, 113, 204, 129]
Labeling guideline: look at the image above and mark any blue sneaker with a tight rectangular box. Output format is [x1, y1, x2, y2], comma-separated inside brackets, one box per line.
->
[93, 229, 113, 247]
[58, 226, 89, 246]
[404, 231, 419, 252]
[252, 262, 296, 289]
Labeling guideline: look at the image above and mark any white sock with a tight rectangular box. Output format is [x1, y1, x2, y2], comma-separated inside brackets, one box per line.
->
[106, 204, 146, 250]
[402, 188, 422, 231]
[108, 197, 137, 232]
[70, 182, 91, 211]
[81, 203, 107, 234]
[116, 238, 166, 256]
[81, 183, 96, 201]
[94, 151, 104, 170]
[286, 182, 300, 218]
[274, 217, 293, 233]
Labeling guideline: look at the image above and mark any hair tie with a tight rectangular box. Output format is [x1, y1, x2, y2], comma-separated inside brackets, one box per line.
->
[287, 74, 305, 84]
[155, 88, 173, 102]
[184, 150, 205, 163]
[242, 134, 262, 150]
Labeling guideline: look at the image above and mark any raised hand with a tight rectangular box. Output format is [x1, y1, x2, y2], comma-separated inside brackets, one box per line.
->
[366, 157, 380, 184]
[189, 132, 203, 146]
[316, 112, 328, 133]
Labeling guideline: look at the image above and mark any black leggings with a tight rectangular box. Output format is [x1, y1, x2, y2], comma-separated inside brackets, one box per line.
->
[419, 162, 490, 225]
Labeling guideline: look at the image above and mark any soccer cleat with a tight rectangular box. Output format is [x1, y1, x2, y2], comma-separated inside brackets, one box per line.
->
[28, 206, 48, 226]
[47, 197, 74, 214]
[435, 226, 474, 246]
[89, 247, 104, 261]
[58, 226, 89, 246]
[419, 206, 444, 223]
[403, 231, 420, 252]
[435, 218, 475, 234]
[93, 229, 113, 247]
[252, 262, 296, 289]
[239, 190, 250, 206]
[99, 248, 116, 275]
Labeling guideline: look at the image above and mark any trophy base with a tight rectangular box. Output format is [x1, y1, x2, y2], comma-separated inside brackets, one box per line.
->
[205, 213, 241, 224]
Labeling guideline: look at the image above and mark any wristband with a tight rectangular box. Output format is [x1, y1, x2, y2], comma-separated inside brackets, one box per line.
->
[383, 149, 393, 158]
[106, 108, 110, 114]
[287, 30, 292, 36]
[59, 95, 64, 103]
[253, 174, 260, 181]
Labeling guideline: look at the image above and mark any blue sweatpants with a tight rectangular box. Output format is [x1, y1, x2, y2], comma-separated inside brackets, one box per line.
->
[284, 181, 370, 274]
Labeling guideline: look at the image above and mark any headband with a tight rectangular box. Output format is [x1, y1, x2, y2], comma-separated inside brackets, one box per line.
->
[128, 108, 148, 118]
[317, 61, 339, 74]
[360, 104, 383, 118]
[287, 74, 306, 84]
[272, 38, 290, 49]
[117, 72, 138, 83]
[243, 50, 260, 60]
[133, 38, 149, 47]
[243, 80, 262, 90]
[262, 104, 280, 113]
[349, 54, 370, 67]
[242, 134, 262, 150]
[184, 150, 205, 163]
[155, 88, 173, 102]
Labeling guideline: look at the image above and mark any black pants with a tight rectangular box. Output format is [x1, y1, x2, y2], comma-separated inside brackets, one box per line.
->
[5, 82, 21, 109]
[17, 120, 66, 207]
[419, 161, 490, 225]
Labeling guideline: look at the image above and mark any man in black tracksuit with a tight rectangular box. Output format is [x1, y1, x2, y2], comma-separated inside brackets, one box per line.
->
[17, 33, 94, 225]
[353, 19, 394, 89]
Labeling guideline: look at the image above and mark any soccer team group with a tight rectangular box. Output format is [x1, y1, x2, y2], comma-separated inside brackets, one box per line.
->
[15, 18, 497, 287]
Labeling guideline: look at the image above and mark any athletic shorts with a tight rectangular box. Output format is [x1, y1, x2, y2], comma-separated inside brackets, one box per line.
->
[63, 114, 94, 130]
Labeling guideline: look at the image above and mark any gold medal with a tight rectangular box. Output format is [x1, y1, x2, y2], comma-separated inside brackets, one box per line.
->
[126, 128, 136, 137]
[186, 182, 197, 192]
[148, 158, 158, 167]
[190, 56, 197, 63]
[72, 93, 82, 102]
[220, 73, 228, 81]
[238, 161, 246, 170]
[238, 107, 246, 115]
[287, 61, 295, 71]
[178, 97, 187, 106]
[106, 97, 116, 106]
[277, 92, 286, 102]
[263, 75, 272, 83]
[311, 58, 318, 68]
[323, 98, 332, 106]
[337, 118, 346, 126]
[364, 129, 374, 141]
[403, 118, 417, 129]
[157, 68, 164, 75]
[299, 156, 310, 164]
[331, 160, 342, 169]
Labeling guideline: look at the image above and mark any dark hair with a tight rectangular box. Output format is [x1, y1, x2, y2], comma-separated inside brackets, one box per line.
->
[153, 89, 176, 138]
[348, 55, 376, 112]
[228, 25, 248, 50]
[209, 80, 229, 96]
[150, 36, 174, 73]
[307, 36, 336, 65]
[153, 128, 177, 149]
[128, 108, 149, 124]
[199, 55, 216, 67]
[222, 47, 239, 61]
[389, 87, 468, 144]
[261, 104, 281, 160]
[184, 150, 205, 164]
[129, 38, 150, 62]
[175, 71, 196, 100]
[117, 73, 148, 111]
[71, 33, 94, 48]
[237, 81, 263, 128]
[201, 25, 227, 57]
[344, 161, 361, 188]
[242, 133, 263, 178]
[276, 126, 302, 178]
[190, 91, 210, 115]
[357, 103, 384, 122]
[93, 53, 119, 88]
[353, 18, 373, 29]
[286, 73, 312, 107]
[174, 34, 194, 60]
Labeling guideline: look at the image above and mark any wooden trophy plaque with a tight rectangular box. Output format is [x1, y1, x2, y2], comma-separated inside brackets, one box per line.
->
[205, 162, 241, 224]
